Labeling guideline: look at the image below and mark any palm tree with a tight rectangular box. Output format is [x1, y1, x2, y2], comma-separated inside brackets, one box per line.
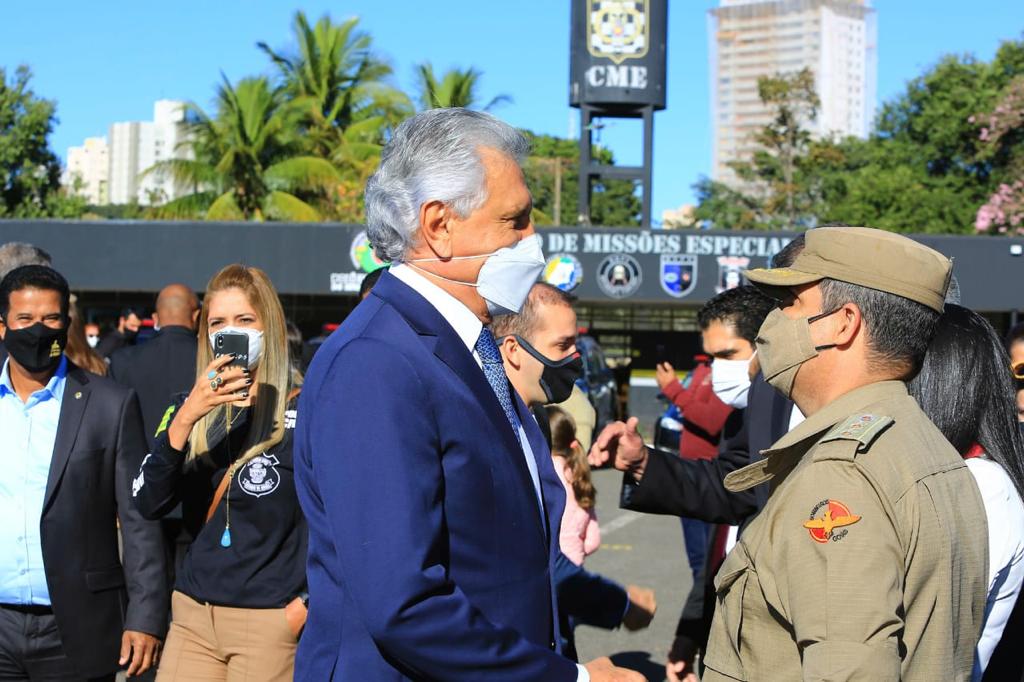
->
[415, 62, 512, 111]
[258, 11, 411, 159]
[146, 74, 340, 221]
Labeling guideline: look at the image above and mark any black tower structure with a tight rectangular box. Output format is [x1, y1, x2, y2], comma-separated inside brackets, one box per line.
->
[570, 0, 668, 228]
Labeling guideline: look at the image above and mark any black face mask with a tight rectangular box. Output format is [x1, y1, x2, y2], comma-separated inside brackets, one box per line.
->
[513, 335, 583, 404]
[3, 322, 68, 373]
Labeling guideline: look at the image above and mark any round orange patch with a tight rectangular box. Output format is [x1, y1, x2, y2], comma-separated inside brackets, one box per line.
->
[803, 499, 861, 543]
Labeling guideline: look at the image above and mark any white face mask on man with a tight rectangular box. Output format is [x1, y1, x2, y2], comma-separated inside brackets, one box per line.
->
[406, 234, 546, 316]
[711, 355, 754, 409]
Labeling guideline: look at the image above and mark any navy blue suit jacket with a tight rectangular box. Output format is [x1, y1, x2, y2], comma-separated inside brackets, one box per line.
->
[294, 271, 578, 681]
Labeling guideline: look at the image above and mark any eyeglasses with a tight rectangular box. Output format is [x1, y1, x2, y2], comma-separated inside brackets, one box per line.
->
[1012, 362, 1024, 380]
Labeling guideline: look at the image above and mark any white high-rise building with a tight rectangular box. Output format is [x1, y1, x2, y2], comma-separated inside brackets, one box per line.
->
[709, 0, 877, 183]
[108, 99, 191, 205]
[63, 137, 109, 205]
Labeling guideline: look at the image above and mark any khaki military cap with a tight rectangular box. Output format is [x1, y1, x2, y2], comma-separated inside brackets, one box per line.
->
[744, 227, 952, 312]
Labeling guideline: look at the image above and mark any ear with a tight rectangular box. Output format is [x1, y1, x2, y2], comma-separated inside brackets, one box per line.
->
[151, 312, 160, 328]
[418, 200, 453, 259]
[0, 317, 5, 340]
[498, 334, 522, 369]
[831, 303, 862, 348]
[192, 308, 201, 328]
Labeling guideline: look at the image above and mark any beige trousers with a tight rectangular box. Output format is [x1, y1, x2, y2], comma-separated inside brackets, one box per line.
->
[155, 591, 297, 682]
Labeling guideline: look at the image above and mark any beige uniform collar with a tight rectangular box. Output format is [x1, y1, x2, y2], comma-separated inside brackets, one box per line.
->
[724, 380, 908, 492]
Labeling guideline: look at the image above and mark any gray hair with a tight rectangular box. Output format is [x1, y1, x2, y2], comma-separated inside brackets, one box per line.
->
[364, 108, 530, 263]
[0, 242, 52, 279]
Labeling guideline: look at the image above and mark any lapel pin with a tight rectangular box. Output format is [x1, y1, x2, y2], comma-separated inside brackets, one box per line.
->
[74, 392, 82, 400]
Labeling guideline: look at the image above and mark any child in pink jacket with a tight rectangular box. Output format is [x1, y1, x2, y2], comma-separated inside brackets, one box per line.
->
[548, 406, 600, 566]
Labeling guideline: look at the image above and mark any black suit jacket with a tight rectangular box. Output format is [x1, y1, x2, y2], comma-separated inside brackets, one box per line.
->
[108, 326, 197, 449]
[620, 373, 792, 526]
[41, 364, 168, 677]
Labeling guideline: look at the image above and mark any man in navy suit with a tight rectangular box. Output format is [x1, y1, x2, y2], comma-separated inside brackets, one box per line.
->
[295, 109, 640, 681]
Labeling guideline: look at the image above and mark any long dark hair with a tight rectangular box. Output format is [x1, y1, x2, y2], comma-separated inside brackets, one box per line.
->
[907, 304, 1024, 497]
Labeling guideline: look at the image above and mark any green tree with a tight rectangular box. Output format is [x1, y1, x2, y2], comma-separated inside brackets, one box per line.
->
[0, 65, 85, 218]
[147, 75, 340, 221]
[415, 63, 511, 110]
[259, 11, 410, 157]
[696, 37, 1024, 234]
[819, 36, 1024, 234]
[258, 11, 411, 222]
[523, 132, 641, 227]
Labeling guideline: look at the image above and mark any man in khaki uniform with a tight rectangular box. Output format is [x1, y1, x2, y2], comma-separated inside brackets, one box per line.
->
[591, 226, 989, 681]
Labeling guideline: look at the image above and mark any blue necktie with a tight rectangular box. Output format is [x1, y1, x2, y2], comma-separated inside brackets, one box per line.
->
[475, 328, 523, 438]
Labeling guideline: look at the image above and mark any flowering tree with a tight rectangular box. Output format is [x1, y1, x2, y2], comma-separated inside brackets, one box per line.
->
[974, 76, 1024, 233]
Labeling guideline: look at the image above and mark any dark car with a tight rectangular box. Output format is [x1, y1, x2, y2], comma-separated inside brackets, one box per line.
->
[576, 335, 620, 434]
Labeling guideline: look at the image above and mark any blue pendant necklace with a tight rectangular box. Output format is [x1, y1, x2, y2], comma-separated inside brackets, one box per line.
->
[220, 407, 244, 548]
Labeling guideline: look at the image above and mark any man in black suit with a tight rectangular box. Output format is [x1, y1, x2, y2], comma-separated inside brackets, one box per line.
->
[108, 284, 199, 447]
[0, 265, 168, 681]
[95, 308, 142, 361]
[0, 242, 53, 367]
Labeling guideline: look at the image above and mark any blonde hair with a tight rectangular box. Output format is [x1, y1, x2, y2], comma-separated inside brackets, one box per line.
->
[548, 406, 595, 510]
[189, 265, 290, 466]
[65, 299, 106, 376]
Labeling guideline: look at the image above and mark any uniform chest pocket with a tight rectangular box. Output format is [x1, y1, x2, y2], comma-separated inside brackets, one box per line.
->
[707, 547, 752, 679]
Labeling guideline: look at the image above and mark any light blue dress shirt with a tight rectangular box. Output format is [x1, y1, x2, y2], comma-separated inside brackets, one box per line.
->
[0, 356, 67, 605]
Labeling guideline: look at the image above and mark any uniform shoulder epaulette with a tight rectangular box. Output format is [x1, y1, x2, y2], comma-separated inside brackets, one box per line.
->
[818, 413, 895, 455]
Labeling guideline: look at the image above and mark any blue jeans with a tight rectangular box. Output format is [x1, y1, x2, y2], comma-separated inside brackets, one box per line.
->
[681, 517, 711, 582]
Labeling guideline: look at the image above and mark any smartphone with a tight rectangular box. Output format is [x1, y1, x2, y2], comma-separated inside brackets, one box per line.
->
[213, 331, 250, 397]
[214, 331, 249, 368]
[655, 343, 668, 365]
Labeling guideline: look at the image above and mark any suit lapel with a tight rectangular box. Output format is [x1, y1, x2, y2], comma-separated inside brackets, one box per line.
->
[518, 400, 563, 544]
[372, 272, 546, 538]
[373, 272, 528, 459]
[44, 367, 91, 512]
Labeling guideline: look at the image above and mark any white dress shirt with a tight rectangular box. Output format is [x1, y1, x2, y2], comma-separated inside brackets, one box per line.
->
[388, 265, 588, 680]
[965, 456, 1024, 680]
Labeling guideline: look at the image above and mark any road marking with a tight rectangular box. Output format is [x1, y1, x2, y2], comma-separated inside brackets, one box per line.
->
[600, 544, 633, 551]
[600, 510, 643, 537]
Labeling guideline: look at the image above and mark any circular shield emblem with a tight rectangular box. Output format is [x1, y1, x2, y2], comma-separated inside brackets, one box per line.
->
[543, 254, 584, 292]
[597, 254, 642, 299]
[349, 231, 387, 273]
[238, 454, 282, 498]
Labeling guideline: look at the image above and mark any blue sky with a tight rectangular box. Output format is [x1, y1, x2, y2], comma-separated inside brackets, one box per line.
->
[2, 1, 1021, 219]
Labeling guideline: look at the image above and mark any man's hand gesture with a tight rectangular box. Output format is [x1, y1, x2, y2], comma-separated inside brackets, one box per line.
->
[584, 657, 646, 681]
[588, 417, 648, 481]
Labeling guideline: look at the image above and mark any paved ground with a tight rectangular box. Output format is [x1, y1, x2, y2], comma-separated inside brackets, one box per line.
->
[574, 466, 695, 681]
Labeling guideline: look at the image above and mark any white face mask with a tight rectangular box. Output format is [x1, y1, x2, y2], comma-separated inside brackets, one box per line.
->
[711, 355, 754, 409]
[209, 326, 264, 370]
[86, 335, 100, 348]
[407, 234, 546, 316]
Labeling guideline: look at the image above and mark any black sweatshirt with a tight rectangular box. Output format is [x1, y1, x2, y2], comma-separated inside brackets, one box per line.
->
[131, 397, 307, 608]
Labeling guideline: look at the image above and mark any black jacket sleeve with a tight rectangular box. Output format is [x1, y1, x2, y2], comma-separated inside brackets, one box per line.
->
[619, 412, 759, 525]
[131, 398, 188, 521]
[116, 390, 170, 637]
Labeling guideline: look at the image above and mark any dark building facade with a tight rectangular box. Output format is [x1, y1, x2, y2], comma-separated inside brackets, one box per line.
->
[2, 220, 1021, 368]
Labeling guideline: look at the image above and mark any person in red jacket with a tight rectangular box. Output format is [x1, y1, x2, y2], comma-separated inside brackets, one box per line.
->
[656, 358, 732, 461]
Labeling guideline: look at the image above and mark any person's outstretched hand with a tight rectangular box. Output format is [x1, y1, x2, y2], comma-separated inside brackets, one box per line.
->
[584, 657, 646, 681]
[588, 417, 647, 480]
[622, 585, 656, 631]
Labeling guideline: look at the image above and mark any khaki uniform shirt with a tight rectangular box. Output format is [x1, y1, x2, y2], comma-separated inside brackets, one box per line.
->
[703, 381, 988, 681]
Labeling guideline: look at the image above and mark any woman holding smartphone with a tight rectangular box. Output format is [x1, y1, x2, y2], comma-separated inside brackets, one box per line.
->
[132, 264, 307, 682]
